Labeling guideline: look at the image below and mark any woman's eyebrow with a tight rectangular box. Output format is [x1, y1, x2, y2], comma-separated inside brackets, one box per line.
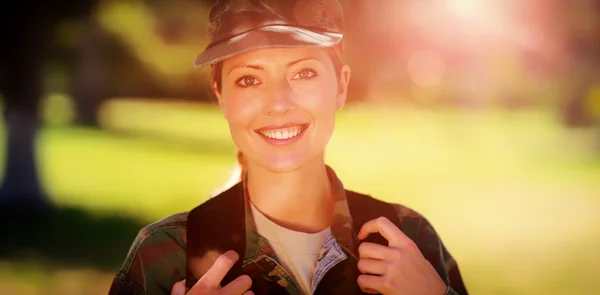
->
[287, 57, 317, 67]
[228, 64, 264, 74]
[228, 57, 318, 74]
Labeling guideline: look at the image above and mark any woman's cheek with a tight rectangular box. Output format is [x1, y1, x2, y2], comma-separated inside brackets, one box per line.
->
[296, 84, 338, 113]
[225, 92, 263, 125]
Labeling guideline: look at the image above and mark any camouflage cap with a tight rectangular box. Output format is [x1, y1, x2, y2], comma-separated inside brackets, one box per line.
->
[193, 0, 344, 68]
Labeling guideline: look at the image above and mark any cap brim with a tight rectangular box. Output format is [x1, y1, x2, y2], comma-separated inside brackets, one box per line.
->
[193, 25, 342, 68]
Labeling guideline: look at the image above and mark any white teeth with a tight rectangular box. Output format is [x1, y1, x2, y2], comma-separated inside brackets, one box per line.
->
[260, 125, 303, 140]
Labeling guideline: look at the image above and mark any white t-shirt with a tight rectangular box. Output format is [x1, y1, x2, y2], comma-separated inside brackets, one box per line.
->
[250, 203, 331, 295]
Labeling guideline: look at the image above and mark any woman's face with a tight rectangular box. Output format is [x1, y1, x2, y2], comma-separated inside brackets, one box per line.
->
[214, 47, 351, 173]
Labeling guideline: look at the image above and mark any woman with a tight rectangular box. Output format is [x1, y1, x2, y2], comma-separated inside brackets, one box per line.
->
[109, 0, 468, 294]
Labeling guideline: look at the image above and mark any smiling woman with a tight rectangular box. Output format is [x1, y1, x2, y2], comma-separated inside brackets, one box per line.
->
[108, 1, 469, 295]
[213, 47, 348, 174]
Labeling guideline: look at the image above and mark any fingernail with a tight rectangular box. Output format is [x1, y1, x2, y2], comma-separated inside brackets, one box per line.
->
[225, 250, 239, 260]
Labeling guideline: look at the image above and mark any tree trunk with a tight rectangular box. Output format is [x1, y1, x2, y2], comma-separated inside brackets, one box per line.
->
[71, 17, 106, 128]
[0, 9, 49, 210]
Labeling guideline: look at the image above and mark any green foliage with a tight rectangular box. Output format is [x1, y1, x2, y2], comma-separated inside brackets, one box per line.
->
[97, 0, 212, 91]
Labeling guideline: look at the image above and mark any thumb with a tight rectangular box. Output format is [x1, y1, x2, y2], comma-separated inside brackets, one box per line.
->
[171, 279, 186, 295]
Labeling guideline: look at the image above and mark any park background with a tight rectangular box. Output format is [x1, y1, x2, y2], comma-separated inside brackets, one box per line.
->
[0, 0, 599, 294]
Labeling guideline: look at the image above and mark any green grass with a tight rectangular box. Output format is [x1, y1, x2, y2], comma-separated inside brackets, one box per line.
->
[1, 100, 599, 295]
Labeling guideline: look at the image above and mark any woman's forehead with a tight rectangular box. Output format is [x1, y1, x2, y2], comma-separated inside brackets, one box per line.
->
[222, 47, 330, 68]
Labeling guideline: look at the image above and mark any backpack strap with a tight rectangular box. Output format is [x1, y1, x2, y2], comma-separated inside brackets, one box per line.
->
[314, 190, 402, 295]
[346, 190, 401, 249]
[345, 190, 402, 295]
[186, 182, 246, 290]
[186, 186, 401, 292]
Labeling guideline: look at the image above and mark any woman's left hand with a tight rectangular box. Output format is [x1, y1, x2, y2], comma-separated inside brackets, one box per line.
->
[356, 217, 448, 295]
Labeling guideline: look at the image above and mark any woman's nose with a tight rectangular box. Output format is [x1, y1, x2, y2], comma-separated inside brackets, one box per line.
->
[263, 79, 297, 116]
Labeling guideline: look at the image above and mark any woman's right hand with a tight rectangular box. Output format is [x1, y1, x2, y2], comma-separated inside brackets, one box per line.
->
[171, 250, 254, 295]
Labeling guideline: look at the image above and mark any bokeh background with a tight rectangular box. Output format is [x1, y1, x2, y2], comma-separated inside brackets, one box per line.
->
[1, 0, 599, 294]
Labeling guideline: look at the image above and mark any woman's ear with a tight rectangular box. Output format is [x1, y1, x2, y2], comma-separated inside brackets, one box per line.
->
[212, 81, 222, 102]
[336, 65, 351, 111]
[212, 81, 227, 120]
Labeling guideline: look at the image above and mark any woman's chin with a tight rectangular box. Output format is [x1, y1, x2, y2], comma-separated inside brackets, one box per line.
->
[260, 160, 304, 174]
[256, 153, 312, 174]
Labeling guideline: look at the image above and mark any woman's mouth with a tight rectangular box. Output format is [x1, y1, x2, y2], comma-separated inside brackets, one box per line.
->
[255, 124, 309, 145]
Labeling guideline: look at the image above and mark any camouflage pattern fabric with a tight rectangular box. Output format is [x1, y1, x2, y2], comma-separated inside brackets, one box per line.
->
[108, 166, 468, 295]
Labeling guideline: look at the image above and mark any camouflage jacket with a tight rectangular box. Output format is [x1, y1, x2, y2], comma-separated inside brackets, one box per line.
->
[109, 167, 468, 295]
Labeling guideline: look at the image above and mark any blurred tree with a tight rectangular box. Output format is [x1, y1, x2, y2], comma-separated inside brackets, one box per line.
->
[0, 1, 98, 210]
[69, 16, 107, 127]
[0, 0, 220, 211]
[92, 0, 213, 102]
[521, 0, 600, 126]
[559, 0, 600, 128]
[0, 7, 47, 209]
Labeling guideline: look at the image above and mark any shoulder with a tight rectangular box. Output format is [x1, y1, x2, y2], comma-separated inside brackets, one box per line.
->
[346, 191, 456, 273]
[109, 212, 189, 295]
[387, 200, 468, 294]
[128, 212, 189, 262]
[383, 201, 468, 294]
[346, 189, 430, 231]
[351, 190, 446, 246]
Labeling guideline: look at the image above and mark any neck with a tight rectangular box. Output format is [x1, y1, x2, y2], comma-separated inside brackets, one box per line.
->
[246, 157, 334, 233]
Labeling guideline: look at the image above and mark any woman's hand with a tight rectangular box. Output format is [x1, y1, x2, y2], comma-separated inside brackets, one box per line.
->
[171, 250, 254, 295]
[356, 217, 447, 295]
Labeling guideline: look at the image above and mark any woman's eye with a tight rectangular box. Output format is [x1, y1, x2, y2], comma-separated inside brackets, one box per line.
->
[293, 69, 317, 80]
[236, 76, 260, 87]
